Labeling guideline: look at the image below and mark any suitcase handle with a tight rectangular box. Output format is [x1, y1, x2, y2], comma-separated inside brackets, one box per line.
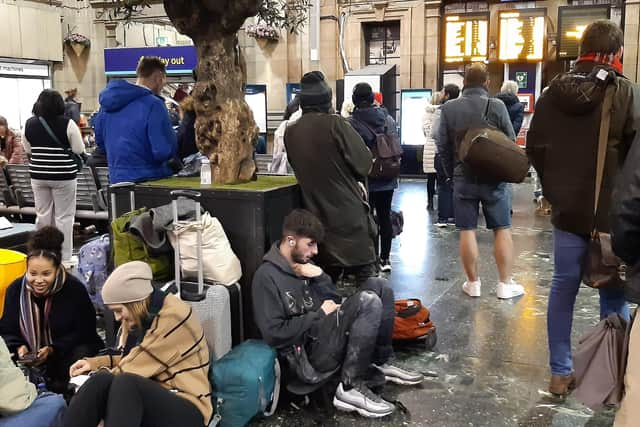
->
[109, 182, 136, 218]
[170, 190, 201, 202]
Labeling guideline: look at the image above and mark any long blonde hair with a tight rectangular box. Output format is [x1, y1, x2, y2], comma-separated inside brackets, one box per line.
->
[118, 297, 150, 349]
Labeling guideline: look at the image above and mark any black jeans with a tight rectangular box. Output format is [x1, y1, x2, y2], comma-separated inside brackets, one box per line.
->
[435, 154, 454, 222]
[369, 189, 394, 260]
[63, 372, 204, 427]
[426, 173, 437, 206]
[307, 277, 395, 385]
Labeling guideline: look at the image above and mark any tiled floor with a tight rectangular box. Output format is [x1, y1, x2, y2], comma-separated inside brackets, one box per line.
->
[257, 179, 617, 427]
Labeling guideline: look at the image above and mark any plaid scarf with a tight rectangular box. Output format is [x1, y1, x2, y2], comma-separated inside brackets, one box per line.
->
[576, 52, 623, 74]
[19, 269, 66, 352]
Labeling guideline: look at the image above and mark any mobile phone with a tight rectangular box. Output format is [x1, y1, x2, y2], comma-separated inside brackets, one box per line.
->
[19, 353, 37, 364]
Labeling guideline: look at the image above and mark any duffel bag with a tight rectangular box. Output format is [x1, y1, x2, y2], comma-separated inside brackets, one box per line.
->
[210, 340, 280, 427]
[111, 208, 172, 281]
[393, 299, 436, 341]
[459, 101, 529, 184]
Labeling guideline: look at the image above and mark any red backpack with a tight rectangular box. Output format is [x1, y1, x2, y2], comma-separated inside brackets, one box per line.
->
[393, 299, 437, 348]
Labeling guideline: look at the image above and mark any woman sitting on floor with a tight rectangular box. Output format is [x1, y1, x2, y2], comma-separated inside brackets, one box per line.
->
[0, 227, 103, 393]
[64, 261, 212, 427]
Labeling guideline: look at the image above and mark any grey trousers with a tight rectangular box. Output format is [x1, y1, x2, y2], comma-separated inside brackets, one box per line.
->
[31, 179, 77, 261]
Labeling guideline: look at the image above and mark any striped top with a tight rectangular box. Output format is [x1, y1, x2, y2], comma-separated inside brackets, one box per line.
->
[23, 116, 85, 181]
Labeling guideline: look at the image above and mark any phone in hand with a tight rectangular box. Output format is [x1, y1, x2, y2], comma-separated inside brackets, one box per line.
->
[19, 353, 38, 365]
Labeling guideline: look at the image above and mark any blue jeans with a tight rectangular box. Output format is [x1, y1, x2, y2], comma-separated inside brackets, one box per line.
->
[548, 228, 630, 376]
[0, 393, 66, 427]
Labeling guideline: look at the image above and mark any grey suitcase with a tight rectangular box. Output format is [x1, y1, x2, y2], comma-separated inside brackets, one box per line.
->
[168, 190, 233, 360]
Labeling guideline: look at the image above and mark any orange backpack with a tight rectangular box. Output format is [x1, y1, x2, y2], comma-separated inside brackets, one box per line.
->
[393, 299, 436, 341]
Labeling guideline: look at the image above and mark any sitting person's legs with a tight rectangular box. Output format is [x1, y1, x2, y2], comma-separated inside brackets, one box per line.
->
[64, 372, 204, 427]
[0, 393, 66, 427]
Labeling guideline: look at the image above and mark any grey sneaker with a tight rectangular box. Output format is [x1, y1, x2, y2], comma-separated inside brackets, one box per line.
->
[374, 363, 425, 385]
[333, 382, 395, 418]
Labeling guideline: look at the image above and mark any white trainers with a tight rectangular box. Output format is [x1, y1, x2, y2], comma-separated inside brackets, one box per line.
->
[333, 382, 395, 418]
[462, 280, 481, 297]
[373, 363, 424, 385]
[496, 280, 525, 299]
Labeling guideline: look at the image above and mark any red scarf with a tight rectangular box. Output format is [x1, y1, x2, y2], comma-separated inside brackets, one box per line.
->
[576, 52, 623, 74]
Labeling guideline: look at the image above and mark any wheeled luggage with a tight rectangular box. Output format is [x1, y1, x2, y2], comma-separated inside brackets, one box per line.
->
[167, 190, 243, 360]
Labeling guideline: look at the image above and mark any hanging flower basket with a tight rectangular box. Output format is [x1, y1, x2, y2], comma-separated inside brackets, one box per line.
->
[64, 33, 91, 57]
[246, 23, 280, 42]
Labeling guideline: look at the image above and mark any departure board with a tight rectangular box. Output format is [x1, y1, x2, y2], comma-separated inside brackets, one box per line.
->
[499, 10, 546, 62]
[557, 6, 610, 60]
[444, 14, 489, 63]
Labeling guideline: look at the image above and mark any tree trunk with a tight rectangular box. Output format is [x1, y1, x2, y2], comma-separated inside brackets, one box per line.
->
[193, 36, 258, 184]
[162, 0, 260, 184]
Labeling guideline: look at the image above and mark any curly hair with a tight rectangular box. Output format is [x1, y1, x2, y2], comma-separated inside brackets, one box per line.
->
[27, 226, 64, 267]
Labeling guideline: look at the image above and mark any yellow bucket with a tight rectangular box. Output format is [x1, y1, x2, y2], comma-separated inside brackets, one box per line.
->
[0, 249, 27, 318]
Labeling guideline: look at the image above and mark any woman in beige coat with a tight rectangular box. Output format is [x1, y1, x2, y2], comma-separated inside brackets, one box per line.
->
[422, 93, 442, 210]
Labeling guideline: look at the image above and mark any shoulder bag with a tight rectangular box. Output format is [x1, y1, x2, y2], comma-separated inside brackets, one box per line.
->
[582, 85, 626, 289]
[38, 116, 84, 171]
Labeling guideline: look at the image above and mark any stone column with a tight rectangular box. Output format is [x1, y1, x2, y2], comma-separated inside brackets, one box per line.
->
[424, 1, 441, 90]
[623, 0, 640, 82]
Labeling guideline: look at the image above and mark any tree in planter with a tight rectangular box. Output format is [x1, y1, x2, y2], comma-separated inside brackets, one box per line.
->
[103, 0, 310, 184]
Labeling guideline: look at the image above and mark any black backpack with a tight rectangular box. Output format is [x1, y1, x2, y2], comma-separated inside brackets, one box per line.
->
[353, 119, 403, 179]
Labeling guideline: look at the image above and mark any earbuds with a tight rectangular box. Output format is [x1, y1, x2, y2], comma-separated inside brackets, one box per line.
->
[289, 240, 296, 247]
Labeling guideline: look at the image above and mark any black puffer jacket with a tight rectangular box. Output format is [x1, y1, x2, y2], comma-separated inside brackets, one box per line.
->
[495, 92, 524, 134]
[527, 62, 640, 236]
[611, 131, 640, 265]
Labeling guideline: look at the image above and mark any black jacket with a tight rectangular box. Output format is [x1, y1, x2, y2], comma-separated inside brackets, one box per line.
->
[0, 273, 103, 355]
[495, 92, 524, 135]
[177, 110, 197, 159]
[611, 131, 640, 265]
[252, 243, 340, 350]
[527, 62, 640, 236]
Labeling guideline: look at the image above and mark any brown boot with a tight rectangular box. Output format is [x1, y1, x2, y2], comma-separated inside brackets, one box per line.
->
[549, 374, 576, 396]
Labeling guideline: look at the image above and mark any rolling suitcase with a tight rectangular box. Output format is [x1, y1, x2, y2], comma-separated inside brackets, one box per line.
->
[168, 190, 243, 360]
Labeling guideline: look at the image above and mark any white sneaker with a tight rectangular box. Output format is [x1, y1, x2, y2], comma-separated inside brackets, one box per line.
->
[333, 382, 395, 418]
[496, 280, 525, 299]
[435, 222, 448, 228]
[462, 280, 481, 297]
[373, 363, 424, 385]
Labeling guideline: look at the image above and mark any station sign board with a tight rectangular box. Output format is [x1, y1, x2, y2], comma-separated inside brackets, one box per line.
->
[498, 9, 546, 62]
[444, 14, 489, 63]
[557, 6, 610, 60]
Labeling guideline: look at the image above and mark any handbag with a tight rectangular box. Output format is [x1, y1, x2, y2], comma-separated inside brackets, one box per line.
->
[582, 85, 626, 289]
[38, 116, 84, 171]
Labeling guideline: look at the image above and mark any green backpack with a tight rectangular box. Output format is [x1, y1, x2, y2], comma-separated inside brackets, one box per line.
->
[111, 208, 172, 281]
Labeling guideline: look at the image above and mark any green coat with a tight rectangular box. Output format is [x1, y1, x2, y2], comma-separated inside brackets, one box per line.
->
[0, 337, 36, 416]
[285, 112, 377, 268]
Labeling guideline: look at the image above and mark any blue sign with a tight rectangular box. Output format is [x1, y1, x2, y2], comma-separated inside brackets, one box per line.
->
[104, 46, 197, 76]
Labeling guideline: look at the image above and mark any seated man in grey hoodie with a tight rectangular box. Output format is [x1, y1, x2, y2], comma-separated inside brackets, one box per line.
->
[0, 336, 66, 427]
[252, 209, 423, 419]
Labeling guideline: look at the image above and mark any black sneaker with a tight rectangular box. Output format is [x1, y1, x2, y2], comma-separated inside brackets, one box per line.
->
[379, 259, 392, 272]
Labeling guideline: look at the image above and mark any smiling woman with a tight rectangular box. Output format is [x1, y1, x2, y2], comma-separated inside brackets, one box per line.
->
[0, 226, 103, 393]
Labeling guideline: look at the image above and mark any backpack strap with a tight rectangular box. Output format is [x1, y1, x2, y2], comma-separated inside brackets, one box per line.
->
[263, 358, 281, 417]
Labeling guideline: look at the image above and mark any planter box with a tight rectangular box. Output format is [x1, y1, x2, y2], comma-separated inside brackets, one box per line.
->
[112, 176, 301, 339]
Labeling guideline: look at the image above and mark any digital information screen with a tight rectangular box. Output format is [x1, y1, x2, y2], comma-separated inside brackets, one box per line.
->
[444, 14, 489, 63]
[400, 89, 432, 146]
[499, 10, 545, 62]
[557, 6, 610, 60]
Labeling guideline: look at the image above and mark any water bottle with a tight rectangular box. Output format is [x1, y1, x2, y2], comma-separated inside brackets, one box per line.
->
[200, 158, 211, 185]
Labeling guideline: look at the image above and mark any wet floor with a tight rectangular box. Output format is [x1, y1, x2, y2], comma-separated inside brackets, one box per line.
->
[256, 179, 616, 427]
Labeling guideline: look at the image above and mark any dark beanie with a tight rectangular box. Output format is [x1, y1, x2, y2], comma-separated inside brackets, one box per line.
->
[352, 83, 374, 107]
[300, 71, 332, 108]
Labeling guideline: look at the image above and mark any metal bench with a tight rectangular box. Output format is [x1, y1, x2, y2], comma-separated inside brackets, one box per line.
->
[76, 167, 108, 220]
[5, 165, 36, 215]
[0, 167, 21, 215]
[93, 166, 110, 211]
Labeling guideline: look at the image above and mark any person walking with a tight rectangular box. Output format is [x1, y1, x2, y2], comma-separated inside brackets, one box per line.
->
[437, 63, 524, 300]
[23, 89, 86, 262]
[349, 83, 398, 273]
[527, 20, 639, 396]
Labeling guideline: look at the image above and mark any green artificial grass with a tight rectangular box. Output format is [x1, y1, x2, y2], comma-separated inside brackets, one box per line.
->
[142, 175, 298, 192]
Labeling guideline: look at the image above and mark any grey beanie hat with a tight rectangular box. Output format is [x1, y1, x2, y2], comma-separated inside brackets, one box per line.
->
[102, 261, 154, 305]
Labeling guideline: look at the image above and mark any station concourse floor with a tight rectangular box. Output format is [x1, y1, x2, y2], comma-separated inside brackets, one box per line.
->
[256, 179, 617, 427]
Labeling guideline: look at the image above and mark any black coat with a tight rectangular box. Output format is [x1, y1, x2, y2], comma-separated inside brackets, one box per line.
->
[495, 92, 524, 135]
[0, 273, 103, 356]
[252, 244, 340, 350]
[527, 62, 640, 236]
[611, 131, 640, 265]
[177, 110, 197, 159]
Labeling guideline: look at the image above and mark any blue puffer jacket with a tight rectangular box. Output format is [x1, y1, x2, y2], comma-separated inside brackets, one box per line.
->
[95, 80, 177, 184]
[349, 106, 398, 192]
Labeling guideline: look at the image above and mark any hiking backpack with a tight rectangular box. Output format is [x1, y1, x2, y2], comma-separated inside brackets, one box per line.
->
[353, 119, 403, 179]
